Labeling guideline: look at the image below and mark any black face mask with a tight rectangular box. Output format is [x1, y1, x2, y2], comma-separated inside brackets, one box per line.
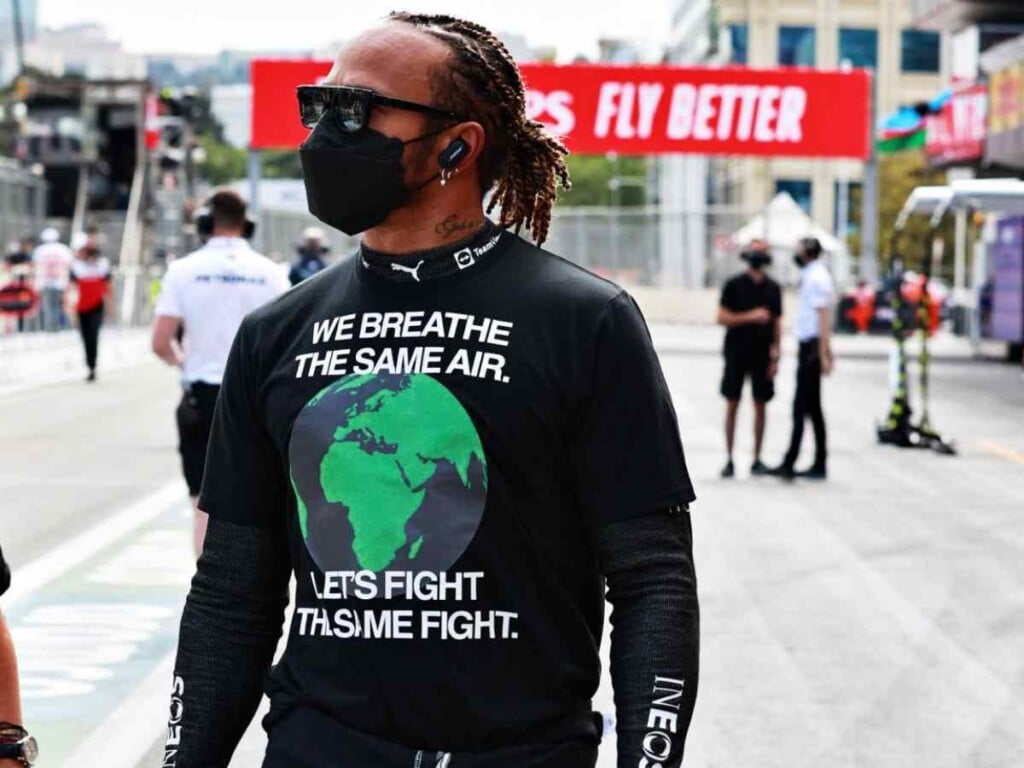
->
[742, 251, 771, 270]
[793, 253, 806, 268]
[299, 110, 441, 236]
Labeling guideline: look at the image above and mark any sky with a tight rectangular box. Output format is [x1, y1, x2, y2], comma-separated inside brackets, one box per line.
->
[38, 0, 672, 60]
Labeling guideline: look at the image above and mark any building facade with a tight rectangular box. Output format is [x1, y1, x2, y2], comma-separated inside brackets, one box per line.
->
[708, 0, 943, 243]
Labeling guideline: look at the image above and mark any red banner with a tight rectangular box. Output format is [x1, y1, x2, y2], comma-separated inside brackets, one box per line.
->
[925, 83, 987, 165]
[0, 282, 38, 318]
[251, 59, 871, 159]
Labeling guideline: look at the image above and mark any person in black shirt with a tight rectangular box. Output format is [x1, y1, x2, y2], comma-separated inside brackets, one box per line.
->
[163, 13, 699, 768]
[4, 237, 34, 270]
[716, 240, 782, 478]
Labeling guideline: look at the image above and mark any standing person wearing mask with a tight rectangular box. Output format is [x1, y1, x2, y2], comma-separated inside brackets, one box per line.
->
[68, 232, 113, 382]
[151, 190, 288, 555]
[162, 14, 699, 768]
[769, 237, 835, 481]
[716, 240, 782, 478]
[289, 226, 330, 285]
[32, 228, 73, 332]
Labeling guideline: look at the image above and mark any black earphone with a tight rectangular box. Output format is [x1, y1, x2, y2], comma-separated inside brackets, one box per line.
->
[438, 138, 469, 170]
[195, 206, 256, 240]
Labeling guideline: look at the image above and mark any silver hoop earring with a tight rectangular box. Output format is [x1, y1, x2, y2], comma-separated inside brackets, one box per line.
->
[440, 168, 454, 187]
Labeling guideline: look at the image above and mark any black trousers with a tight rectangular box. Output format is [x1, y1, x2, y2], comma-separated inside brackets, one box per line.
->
[78, 304, 104, 372]
[176, 382, 221, 497]
[784, 339, 827, 469]
[262, 706, 598, 768]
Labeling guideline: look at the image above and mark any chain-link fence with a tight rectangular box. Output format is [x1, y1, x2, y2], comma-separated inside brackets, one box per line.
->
[0, 159, 48, 250]
[3, 201, 855, 337]
[250, 203, 853, 291]
[0, 266, 160, 337]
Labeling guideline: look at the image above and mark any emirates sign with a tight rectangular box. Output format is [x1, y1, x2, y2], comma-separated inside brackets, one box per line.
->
[251, 59, 871, 159]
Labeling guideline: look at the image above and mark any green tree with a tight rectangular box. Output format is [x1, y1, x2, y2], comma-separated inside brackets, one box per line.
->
[196, 133, 246, 185]
[847, 151, 952, 276]
[263, 149, 303, 179]
[559, 154, 648, 207]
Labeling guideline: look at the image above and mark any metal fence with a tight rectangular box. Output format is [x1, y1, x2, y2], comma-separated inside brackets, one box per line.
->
[0, 266, 160, 337]
[0, 159, 48, 250]
[251, 204, 792, 290]
[3, 201, 856, 337]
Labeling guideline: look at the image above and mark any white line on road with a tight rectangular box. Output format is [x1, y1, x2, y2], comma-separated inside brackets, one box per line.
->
[59, 649, 177, 768]
[3, 480, 188, 611]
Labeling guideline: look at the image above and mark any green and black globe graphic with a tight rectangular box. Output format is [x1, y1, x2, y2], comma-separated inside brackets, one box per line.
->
[289, 373, 488, 574]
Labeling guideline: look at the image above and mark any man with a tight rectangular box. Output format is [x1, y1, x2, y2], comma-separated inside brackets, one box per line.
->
[0, 547, 39, 767]
[152, 189, 288, 555]
[769, 237, 834, 480]
[68, 232, 113, 382]
[4, 236, 34, 272]
[32, 228, 72, 332]
[164, 14, 699, 768]
[288, 226, 330, 285]
[716, 240, 782, 478]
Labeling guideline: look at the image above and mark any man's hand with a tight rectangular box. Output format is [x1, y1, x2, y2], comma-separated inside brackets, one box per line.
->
[767, 358, 779, 380]
[152, 314, 185, 367]
[747, 307, 772, 324]
[821, 349, 834, 376]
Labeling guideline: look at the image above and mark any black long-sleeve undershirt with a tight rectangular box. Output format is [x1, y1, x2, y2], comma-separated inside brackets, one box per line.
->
[163, 518, 290, 768]
[597, 507, 700, 768]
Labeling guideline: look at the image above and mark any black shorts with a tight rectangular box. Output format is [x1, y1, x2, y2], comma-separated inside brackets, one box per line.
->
[176, 382, 221, 497]
[721, 352, 774, 403]
[262, 706, 598, 768]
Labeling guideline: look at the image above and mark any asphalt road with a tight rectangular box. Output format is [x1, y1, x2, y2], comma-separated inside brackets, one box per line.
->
[1, 326, 1022, 768]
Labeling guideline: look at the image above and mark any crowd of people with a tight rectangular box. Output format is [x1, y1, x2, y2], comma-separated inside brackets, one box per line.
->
[2, 227, 113, 381]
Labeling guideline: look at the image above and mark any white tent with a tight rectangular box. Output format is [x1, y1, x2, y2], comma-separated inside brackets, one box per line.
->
[729, 192, 849, 286]
[894, 185, 952, 231]
[937, 178, 1024, 223]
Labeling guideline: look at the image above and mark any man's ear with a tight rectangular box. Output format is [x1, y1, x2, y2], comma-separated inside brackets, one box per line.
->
[438, 121, 486, 172]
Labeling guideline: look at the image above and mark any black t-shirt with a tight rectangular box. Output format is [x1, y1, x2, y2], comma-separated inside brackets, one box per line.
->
[199, 224, 695, 750]
[719, 270, 782, 357]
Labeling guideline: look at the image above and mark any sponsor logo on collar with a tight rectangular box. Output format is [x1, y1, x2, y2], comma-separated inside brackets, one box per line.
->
[453, 233, 502, 271]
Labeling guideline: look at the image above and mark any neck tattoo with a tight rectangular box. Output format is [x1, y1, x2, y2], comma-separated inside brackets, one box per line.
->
[390, 259, 425, 282]
[435, 214, 484, 239]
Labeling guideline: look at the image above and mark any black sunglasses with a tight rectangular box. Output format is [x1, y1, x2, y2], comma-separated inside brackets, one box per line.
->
[297, 85, 464, 132]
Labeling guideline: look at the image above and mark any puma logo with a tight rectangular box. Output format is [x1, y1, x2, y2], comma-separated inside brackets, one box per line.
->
[390, 259, 425, 282]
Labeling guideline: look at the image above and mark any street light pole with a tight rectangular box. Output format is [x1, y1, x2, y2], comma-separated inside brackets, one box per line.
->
[860, 68, 880, 284]
[10, 0, 26, 78]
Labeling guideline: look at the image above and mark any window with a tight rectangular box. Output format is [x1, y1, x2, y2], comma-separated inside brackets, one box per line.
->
[839, 28, 878, 69]
[779, 26, 816, 67]
[901, 30, 940, 73]
[834, 180, 863, 238]
[776, 179, 812, 214]
[729, 24, 748, 65]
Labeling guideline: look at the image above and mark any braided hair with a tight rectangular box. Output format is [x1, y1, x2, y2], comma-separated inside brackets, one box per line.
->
[388, 11, 571, 245]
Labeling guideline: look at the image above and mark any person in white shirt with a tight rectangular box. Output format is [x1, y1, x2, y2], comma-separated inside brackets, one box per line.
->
[769, 237, 835, 481]
[151, 189, 289, 553]
[32, 227, 73, 332]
